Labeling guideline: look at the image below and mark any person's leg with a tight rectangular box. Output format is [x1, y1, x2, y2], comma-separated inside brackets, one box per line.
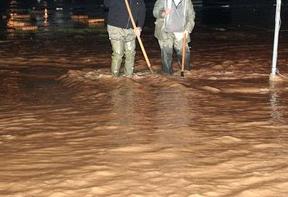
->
[158, 38, 174, 75]
[123, 39, 136, 77]
[110, 40, 124, 77]
[107, 25, 125, 77]
[174, 36, 191, 70]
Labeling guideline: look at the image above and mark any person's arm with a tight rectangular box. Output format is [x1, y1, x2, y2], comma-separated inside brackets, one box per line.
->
[153, 0, 165, 19]
[185, 0, 195, 33]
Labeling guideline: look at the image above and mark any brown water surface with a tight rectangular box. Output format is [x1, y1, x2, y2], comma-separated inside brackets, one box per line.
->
[0, 28, 288, 197]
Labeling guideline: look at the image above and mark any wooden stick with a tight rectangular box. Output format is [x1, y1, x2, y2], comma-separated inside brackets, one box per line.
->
[181, 32, 186, 77]
[124, 0, 153, 73]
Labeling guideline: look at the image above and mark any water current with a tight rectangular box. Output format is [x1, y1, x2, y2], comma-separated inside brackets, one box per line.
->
[1, 1, 288, 197]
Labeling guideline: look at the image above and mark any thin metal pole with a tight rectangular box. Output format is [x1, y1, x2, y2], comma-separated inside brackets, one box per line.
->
[124, 0, 153, 73]
[271, 0, 281, 78]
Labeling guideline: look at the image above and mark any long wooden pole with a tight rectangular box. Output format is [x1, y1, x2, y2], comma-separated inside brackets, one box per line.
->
[181, 32, 186, 77]
[271, 0, 281, 80]
[124, 0, 153, 73]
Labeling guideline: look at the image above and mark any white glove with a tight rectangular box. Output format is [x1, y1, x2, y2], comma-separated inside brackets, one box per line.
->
[134, 27, 142, 37]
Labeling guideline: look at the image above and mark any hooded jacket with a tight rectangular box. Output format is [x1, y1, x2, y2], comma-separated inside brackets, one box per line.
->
[104, 0, 146, 29]
[153, 0, 195, 42]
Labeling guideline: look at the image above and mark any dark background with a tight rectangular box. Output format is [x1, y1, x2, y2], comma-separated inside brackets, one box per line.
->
[1, 0, 288, 30]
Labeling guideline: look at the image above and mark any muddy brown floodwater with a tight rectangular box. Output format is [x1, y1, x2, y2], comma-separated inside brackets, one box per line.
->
[0, 27, 288, 197]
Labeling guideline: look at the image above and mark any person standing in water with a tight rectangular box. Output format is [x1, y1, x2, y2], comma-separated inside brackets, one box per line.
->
[104, 0, 146, 77]
[153, 0, 195, 75]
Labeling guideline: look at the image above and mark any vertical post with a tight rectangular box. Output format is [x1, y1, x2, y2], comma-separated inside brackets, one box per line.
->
[271, 0, 281, 79]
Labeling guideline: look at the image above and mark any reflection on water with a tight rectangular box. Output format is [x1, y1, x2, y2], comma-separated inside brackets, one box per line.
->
[111, 84, 137, 126]
[270, 83, 285, 124]
[1, 0, 105, 33]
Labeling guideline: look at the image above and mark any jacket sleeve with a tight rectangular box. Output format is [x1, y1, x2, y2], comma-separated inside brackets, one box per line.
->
[185, 0, 195, 33]
[104, 0, 110, 8]
[137, 0, 146, 28]
[153, 0, 164, 19]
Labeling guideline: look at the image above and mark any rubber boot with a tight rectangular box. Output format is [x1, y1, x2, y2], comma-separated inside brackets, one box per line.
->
[184, 47, 192, 70]
[123, 40, 136, 77]
[161, 46, 173, 75]
[176, 45, 191, 71]
[111, 40, 124, 77]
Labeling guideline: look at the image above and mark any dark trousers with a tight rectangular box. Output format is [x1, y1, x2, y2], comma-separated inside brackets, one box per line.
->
[158, 36, 191, 75]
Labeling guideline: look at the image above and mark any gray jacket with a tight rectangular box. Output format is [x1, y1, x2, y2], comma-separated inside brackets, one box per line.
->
[153, 0, 195, 42]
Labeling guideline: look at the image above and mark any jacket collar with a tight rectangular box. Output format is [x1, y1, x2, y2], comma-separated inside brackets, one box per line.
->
[173, 0, 184, 7]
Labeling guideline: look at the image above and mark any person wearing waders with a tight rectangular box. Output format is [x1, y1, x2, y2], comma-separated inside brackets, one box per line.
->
[153, 0, 195, 75]
[104, 0, 146, 77]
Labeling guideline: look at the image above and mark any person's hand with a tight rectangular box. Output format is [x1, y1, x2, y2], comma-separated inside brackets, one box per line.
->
[161, 9, 172, 17]
[184, 30, 189, 38]
[134, 27, 142, 37]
